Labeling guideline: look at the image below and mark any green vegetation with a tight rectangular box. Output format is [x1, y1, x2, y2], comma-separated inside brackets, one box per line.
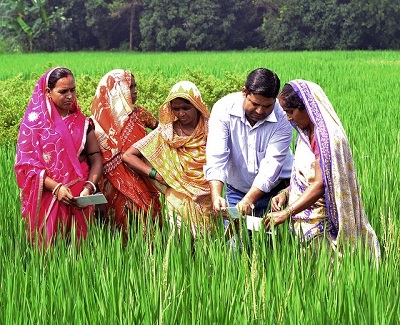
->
[1, 0, 399, 52]
[1, 51, 399, 323]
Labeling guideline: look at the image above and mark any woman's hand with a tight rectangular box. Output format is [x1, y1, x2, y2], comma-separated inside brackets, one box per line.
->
[264, 210, 288, 231]
[56, 185, 79, 207]
[79, 187, 91, 197]
[271, 192, 287, 211]
[155, 172, 168, 186]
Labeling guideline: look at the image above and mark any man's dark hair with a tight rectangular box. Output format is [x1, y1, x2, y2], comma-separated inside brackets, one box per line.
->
[245, 68, 280, 98]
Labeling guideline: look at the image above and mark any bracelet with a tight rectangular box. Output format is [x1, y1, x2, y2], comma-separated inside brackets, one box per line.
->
[279, 188, 289, 199]
[285, 205, 295, 219]
[85, 180, 97, 194]
[148, 167, 157, 180]
[52, 183, 63, 196]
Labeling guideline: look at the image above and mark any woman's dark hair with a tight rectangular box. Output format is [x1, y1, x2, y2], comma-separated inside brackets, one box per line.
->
[171, 97, 191, 104]
[279, 83, 306, 111]
[245, 68, 280, 98]
[48, 67, 74, 90]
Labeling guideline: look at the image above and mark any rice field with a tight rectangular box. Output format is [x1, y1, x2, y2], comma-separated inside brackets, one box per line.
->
[0, 51, 399, 324]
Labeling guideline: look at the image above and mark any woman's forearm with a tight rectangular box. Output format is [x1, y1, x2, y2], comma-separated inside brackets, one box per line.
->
[122, 147, 152, 176]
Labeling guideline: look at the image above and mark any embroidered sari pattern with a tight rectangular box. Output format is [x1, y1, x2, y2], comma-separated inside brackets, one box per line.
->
[290, 139, 328, 241]
[14, 68, 92, 246]
[289, 80, 380, 258]
[90, 69, 161, 228]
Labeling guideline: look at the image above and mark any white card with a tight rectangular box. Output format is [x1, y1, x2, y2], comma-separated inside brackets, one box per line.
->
[74, 193, 107, 208]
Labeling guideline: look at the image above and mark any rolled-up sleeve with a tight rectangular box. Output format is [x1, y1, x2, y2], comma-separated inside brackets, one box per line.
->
[252, 115, 293, 193]
[204, 102, 231, 183]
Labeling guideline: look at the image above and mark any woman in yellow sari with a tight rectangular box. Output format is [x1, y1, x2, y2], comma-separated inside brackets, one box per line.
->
[122, 81, 213, 236]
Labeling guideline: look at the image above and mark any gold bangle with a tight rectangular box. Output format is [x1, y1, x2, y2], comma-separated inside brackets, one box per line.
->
[279, 189, 289, 199]
[286, 205, 295, 219]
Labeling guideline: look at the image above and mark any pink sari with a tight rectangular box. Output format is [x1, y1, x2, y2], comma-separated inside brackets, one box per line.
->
[14, 69, 92, 246]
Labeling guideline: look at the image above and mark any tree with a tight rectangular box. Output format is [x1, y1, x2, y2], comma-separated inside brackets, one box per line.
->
[2, 0, 399, 52]
[45, 0, 104, 51]
[0, 0, 54, 52]
[109, 0, 142, 50]
[261, 0, 400, 50]
[139, 0, 263, 51]
[85, 0, 118, 50]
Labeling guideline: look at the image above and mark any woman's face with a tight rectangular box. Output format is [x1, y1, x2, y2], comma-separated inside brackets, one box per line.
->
[130, 75, 137, 105]
[279, 97, 312, 130]
[47, 75, 76, 116]
[170, 98, 199, 126]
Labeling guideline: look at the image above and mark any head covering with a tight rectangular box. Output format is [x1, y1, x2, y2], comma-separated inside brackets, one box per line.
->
[158, 80, 210, 125]
[288, 79, 380, 258]
[91, 69, 146, 160]
[90, 69, 161, 226]
[14, 68, 91, 245]
[133, 81, 212, 226]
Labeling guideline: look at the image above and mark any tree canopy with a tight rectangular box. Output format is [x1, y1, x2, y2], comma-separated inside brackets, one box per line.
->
[1, 0, 399, 52]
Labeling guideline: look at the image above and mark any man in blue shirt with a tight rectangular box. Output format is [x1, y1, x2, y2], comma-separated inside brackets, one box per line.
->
[204, 68, 293, 218]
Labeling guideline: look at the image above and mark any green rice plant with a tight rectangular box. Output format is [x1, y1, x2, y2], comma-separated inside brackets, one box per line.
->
[0, 51, 399, 324]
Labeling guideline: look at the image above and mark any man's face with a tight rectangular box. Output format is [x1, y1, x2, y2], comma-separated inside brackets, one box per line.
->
[242, 87, 276, 126]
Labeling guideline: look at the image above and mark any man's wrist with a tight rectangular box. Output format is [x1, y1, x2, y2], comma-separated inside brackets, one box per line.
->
[242, 197, 255, 209]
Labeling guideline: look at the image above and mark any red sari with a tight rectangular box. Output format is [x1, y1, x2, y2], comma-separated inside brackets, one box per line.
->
[14, 69, 92, 246]
[90, 69, 161, 230]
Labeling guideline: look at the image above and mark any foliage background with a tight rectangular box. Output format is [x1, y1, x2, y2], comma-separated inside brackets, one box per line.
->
[1, 0, 400, 52]
[0, 51, 399, 323]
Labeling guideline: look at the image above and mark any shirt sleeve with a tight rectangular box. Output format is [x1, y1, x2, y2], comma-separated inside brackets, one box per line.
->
[252, 116, 293, 193]
[204, 101, 230, 183]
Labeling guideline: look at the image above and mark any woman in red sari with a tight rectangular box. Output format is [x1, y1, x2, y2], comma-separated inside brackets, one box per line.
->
[14, 67, 103, 247]
[90, 69, 161, 239]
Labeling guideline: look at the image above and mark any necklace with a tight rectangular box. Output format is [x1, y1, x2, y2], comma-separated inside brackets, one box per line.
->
[178, 122, 192, 136]
[62, 110, 70, 119]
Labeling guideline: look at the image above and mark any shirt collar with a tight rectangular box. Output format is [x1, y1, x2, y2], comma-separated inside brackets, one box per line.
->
[230, 98, 278, 126]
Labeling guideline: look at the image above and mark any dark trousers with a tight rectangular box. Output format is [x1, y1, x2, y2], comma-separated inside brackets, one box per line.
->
[225, 179, 290, 217]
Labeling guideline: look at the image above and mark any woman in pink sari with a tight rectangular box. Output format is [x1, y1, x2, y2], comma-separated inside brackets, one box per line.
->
[14, 67, 103, 247]
[266, 80, 380, 259]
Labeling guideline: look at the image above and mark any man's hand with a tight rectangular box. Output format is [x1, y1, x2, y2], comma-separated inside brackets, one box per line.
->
[212, 196, 227, 213]
[271, 192, 287, 211]
[237, 198, 254, 216]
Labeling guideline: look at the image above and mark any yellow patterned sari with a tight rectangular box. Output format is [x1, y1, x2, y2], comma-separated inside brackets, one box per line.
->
[133, 81, 213, 235]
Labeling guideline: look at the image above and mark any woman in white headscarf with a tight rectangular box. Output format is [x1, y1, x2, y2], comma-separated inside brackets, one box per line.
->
[267, 79, 380, 259]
